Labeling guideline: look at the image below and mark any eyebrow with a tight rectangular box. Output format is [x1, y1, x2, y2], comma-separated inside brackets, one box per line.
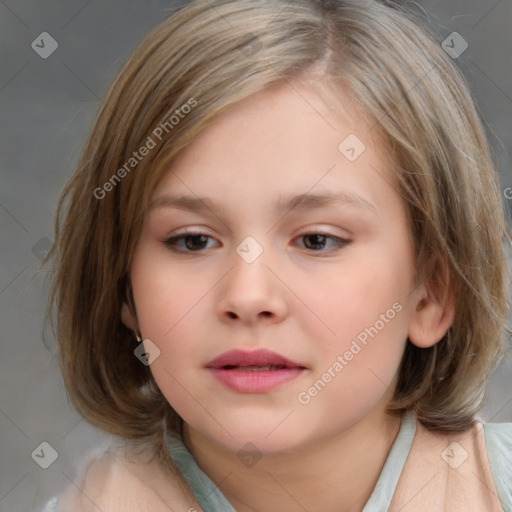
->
[149, 191, 378, 216]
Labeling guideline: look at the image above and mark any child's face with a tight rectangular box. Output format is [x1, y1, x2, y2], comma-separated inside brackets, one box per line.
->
[126, 79, 423, 453]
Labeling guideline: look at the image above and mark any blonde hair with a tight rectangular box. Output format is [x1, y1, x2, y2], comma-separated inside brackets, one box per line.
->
[48, 0, 510, 466]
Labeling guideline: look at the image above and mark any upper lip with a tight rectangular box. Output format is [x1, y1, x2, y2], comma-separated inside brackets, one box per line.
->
[205, 349, 306, 369]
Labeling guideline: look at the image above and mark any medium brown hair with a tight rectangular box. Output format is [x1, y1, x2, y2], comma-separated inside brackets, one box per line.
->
[48, 0, 510, 465]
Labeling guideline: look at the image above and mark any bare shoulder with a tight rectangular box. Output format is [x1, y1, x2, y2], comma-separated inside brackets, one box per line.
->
[56, 442, 202, 512]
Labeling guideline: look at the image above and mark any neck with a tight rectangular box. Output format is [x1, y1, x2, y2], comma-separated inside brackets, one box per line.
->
[182, 408, 403, 512]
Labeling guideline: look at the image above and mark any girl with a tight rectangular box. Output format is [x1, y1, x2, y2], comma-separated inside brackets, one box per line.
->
[47, 0, 512, 510]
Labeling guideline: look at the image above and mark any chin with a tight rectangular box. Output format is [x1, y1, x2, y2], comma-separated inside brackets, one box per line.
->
[190, 412, 316, 456]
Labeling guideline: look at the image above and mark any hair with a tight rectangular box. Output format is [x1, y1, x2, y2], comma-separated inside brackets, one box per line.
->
[48, 0, 510, 468]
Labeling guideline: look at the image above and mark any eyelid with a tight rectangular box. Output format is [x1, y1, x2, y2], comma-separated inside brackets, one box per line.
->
[292, 225, 351, 242]
[297, 228, 348, 239]
[163, 228, 219, 244]
[163, 226, 215, 240]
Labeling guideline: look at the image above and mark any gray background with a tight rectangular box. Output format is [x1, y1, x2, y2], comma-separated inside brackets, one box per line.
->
[1, 1, 511, 510]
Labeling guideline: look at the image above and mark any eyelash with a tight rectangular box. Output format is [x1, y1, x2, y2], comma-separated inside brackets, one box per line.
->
[163, 230, 350, 254]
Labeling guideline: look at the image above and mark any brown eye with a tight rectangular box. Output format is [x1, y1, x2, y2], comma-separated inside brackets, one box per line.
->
[164, 233, 218, 252]
[303, 234, 328, 250]
[296, 233, 350, 252]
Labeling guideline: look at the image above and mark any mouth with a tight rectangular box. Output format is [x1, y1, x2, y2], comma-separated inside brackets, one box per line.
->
[206, 348, 306, 370]
[221, 364, 292, 371]
[206, 349, 307, 393]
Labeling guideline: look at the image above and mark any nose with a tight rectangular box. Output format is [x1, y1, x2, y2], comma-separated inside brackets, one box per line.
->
[216, 248, 289, 326]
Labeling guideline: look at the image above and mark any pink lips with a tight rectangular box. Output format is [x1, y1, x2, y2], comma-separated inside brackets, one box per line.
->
[206, 349, 307, 393]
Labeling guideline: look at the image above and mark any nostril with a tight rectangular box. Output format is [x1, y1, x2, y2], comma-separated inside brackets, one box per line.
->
[224, 311, 272, 320]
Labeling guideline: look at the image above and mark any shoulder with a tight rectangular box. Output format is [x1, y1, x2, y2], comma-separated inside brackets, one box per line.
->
[390, 416, 512, 511]
[53, 442, 202, 512]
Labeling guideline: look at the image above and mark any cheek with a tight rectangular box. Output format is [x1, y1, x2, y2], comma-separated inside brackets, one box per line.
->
[291, 248, 413, 356]
[130, 237, 210, 338]
[293, 266, 410, 425]
[129, 249, 197, 371]
[132, 268, 211, 408]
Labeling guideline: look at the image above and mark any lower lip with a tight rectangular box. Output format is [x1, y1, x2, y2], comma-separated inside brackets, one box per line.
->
[208, 368, 305, 393]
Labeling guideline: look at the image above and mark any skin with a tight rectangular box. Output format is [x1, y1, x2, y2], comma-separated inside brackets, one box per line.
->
[122, 76, 453, 512]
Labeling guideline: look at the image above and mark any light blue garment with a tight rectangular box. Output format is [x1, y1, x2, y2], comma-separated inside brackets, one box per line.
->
[168, 433, 238, 511]
[361, 410, 417, 511]
[485, 421, 512, 510]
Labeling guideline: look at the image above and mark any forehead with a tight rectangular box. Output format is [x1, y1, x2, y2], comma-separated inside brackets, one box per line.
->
[151, 79, 396, 215]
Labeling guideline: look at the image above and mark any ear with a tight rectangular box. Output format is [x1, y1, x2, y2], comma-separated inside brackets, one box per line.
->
[121, 301, 139, 332]
[121, 280, 139, 333]
[408, 255, 455, 348]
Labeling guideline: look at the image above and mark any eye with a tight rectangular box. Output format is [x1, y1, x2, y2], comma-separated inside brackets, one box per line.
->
[163, 230, 350, 254]
[295, 232, 350, 252]
[164, 231, 220, 252]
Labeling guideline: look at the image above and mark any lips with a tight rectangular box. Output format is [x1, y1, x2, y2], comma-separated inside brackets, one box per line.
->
[206, 349, 307, 393]
[206, 349, 305, 370]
